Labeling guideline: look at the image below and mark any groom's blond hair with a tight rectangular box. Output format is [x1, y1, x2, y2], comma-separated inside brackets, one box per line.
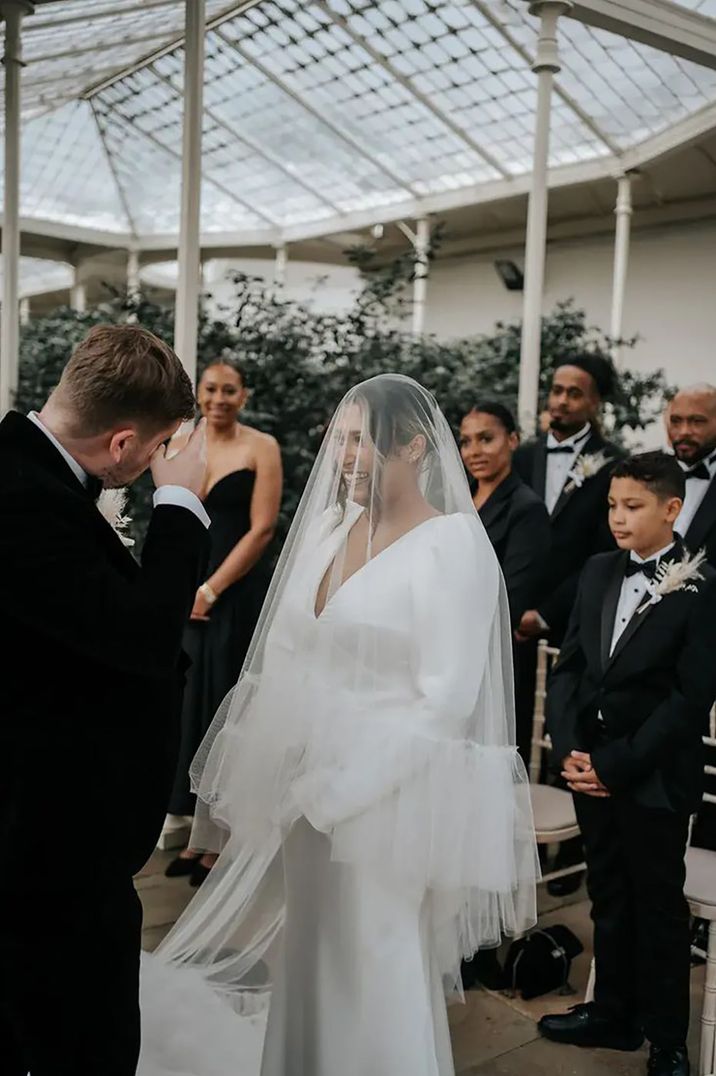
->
[55, 324, 196, 436]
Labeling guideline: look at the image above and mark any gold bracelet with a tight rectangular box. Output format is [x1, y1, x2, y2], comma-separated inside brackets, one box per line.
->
[199, 582, 218, 605]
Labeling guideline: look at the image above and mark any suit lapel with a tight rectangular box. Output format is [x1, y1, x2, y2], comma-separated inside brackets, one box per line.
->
[685, 476, 716, 552]
[531, 438, 547, 501]
[551, 430, 605, 522]
[478, 471, 518, 531]
[607, 542, 687, 668]
[600, 553, 627, 668]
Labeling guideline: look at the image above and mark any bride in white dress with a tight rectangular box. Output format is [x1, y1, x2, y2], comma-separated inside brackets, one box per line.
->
[139, 374, 538, 1076]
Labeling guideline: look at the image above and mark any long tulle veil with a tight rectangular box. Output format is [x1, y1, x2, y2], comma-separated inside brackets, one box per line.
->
[155, 373, 538, 1010]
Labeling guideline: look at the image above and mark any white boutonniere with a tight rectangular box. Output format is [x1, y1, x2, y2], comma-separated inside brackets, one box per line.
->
[564, 450, 609, 492]
[97, 488, 135, 548]
[636, 549, 706, 615]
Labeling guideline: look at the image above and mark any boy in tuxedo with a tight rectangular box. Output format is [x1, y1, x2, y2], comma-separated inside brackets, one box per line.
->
[539, 452, 716, 1076]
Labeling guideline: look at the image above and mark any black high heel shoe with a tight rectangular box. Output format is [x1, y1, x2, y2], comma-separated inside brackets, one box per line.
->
[190, 860, 213, 888]
[165, 852, 201, 878]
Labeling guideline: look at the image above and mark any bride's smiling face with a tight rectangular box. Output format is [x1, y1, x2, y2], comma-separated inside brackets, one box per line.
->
[335, 403, 376, 506]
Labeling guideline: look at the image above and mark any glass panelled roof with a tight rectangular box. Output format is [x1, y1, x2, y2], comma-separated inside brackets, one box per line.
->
[1, 0, 716, 241]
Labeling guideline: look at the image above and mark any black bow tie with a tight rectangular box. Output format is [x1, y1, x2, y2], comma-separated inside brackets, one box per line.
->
[625, 559, 659, 580]
[85, 474, 104, 502]
[685, 462, 710, 481]
[547, 444, 575, 455]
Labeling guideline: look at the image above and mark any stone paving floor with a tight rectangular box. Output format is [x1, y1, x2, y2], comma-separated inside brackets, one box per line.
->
[137, 850, 706, 1076]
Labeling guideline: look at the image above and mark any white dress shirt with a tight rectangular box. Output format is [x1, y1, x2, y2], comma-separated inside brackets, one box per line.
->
[28, 411, 210, 529]
[609, 542, 675, 656]
[675, 451, 716, 539]
[545, 423, 592, 514]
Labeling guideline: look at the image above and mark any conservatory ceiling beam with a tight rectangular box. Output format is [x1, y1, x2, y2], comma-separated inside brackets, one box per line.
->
[82, 1, 264, 98]
[90, 99, 138, 238]
[149, 65, 341, 215]
[27, 0, 177, 31]
[279, 155, 615, 244]
[110, 110, 278, 227]
[470, 0, 619, 155]
[25, 30, 174, 65]
[620, 100, 716, 170]
[313, 0, 511, 179]
[566, 0, 716, 70]
[212, 27, 419, 196]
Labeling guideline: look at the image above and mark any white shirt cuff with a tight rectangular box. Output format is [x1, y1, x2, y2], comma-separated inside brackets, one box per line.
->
[153, 486, 210, 529]
[535, 611, 550, 632]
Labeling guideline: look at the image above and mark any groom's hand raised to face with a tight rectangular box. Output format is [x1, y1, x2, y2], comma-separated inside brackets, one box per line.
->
[151, 418, 207, 497]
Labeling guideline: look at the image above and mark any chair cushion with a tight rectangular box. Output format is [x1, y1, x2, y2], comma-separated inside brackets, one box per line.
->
[530, 784, 579, 837]
[685, 846, 716, 916]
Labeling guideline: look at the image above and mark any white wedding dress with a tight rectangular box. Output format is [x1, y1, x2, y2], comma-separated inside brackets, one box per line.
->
[138, 511, 535, 1076]
[137, 375, 537, 1076]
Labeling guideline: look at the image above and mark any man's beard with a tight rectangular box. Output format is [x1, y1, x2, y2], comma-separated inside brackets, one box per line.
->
[550, 414, 589, 435]
[673, 438, 716, 464]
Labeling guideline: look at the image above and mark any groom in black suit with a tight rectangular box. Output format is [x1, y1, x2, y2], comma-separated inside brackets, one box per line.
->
[540, 452, 716, 1076]
[0, 326, 211, 1075]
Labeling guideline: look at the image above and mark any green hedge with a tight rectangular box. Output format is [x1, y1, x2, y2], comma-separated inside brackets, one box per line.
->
[16, 267, 672, 550]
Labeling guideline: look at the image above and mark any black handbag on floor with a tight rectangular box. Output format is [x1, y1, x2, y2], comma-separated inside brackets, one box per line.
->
[504, 925, 583, 1000]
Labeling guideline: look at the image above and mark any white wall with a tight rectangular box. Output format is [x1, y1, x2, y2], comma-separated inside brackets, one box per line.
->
[424, 219, 716, 392]
[202, 257, 361, 316]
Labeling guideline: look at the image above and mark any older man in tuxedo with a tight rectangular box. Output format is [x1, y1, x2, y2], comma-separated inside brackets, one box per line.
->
[668, 384, 716, 853]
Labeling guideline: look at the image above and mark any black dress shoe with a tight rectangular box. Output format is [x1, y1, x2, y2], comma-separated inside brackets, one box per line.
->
[165, 853, 201, 878]
[538, 1003, 644, 1050]
[547, 871, 585, 898]
[648, 1045, 690, 1076]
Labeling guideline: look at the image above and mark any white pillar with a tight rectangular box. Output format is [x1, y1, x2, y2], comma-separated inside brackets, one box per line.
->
[127, 248, 140, 299]
[70, 265, 86, 314]
[19, 297, 29, 325]
[517, 1, 572, 437]
[274, 243, 288, 287]
[0, 1, 33, 415]
[173, 0, 205, 385]
[610, 173, 634, 370]
[412, 216, 430, 337]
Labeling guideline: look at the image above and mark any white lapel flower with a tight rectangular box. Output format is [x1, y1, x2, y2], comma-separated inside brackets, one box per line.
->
[565, 450, 609, 491]
[637, 549, 706, 615]
[97, 488, 135, 548]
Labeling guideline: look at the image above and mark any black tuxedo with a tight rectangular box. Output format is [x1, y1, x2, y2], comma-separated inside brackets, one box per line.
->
[0, 413, 210, 1075]
[513, 429, 624, 643]
[682, 469, 716, 568]
[546, 542, 716, 1048]
[682, 470, 716, 850]
[478, 471, 551, 762]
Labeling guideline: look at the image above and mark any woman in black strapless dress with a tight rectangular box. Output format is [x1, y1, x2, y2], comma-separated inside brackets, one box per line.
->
[165, 360, 282, 884]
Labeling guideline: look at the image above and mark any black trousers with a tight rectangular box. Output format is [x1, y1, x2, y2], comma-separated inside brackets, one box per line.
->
[0, 878, 143, 1076]
[574, 793, 691, 1049]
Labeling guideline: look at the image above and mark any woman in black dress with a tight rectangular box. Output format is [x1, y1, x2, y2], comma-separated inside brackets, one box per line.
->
[460, 401, 551, 651]
[166, 360, 282, 884]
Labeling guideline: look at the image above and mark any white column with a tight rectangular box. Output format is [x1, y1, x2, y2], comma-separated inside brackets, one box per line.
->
[127, 248, 140, 299]
[610, 173, 634, 370]
[173, 0, 205, 385]
[0, 1, 33, 415]
[274, 243, 288, 287]
[19, 297, 29, 325]
[412, 216, 430, 337]
[70, 265, 86, 313]
[517, 1, 572, 437]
